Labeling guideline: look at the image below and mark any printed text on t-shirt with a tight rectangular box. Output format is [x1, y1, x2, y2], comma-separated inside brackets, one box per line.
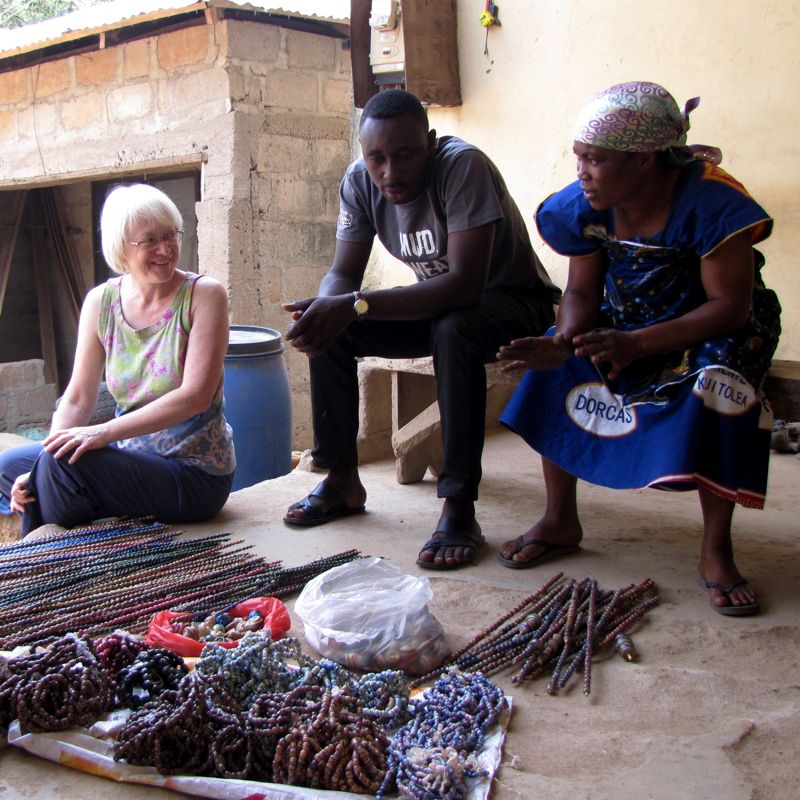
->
[400, 230, 437, 257]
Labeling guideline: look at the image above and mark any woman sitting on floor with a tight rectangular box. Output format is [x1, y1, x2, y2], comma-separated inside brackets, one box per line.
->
[496, 81, 781, 616]
[0, 184, 236, 537]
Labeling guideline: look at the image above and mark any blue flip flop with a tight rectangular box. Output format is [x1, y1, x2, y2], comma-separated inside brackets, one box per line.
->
[698, 577, 760, 616]
[497, 536, 581, 569]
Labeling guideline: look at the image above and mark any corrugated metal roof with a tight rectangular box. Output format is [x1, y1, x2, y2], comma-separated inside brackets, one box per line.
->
[0, 0, 350, 57]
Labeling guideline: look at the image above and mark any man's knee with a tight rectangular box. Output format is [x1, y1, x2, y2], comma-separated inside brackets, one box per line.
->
[431, 308, 481, 347]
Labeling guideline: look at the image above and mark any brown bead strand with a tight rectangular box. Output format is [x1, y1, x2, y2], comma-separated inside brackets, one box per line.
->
[554, 586, 624, 691]
[583, 580, 598, 696]
[114, 676, 220, 775]
[545, 579, 589, 693]
[597, 595, 661, 649]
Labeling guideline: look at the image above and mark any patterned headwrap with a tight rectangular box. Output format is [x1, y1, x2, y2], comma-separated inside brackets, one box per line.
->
[573, 81, 721, 165]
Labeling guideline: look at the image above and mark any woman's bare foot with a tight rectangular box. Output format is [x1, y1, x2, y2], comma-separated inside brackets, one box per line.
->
[697, 489, 759, 615]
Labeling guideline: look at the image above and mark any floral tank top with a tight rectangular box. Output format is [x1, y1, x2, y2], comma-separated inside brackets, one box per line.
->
[98, 272, 236, 475]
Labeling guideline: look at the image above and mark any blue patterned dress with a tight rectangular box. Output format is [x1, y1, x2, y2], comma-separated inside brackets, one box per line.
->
[501, 161, 781, 508]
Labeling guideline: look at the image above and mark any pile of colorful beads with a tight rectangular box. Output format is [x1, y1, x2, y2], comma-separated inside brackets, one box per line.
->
[170, 609, 265, 643]
[112, 631, 415, 792]
[193, 631, 413, 728]
[2, 627, 509, 796]
[377, 668, 508, 800]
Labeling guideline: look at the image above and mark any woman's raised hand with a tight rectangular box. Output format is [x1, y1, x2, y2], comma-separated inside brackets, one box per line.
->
[497, 332, 574, 372]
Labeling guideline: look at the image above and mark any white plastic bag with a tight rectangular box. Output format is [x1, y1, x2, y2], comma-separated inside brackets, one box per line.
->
[294, 557, 450, 674]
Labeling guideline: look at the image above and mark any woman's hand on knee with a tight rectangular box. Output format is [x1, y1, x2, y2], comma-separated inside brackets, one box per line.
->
[43, 424, 112, 464]
[10, 471, 34, 513]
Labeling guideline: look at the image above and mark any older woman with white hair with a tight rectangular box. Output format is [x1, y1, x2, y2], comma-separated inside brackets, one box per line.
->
[496, 82, 781, 616]
[0, 183, 235, 536]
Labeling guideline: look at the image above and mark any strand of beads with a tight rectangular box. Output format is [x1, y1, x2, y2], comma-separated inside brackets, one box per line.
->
[412, 574, 659, 696]
[410, 573, 571, 687]
[377, 668, 507, 800]
[353, 669, 412, 730]
[93, 631, 147, 674]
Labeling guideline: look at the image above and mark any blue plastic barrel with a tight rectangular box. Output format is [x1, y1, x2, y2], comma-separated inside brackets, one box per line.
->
[224, 325, 292, 491]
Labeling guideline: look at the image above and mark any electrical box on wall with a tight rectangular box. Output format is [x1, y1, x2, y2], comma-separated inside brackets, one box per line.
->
[351, 0, 461, 108]
[369, 0, 405, 88]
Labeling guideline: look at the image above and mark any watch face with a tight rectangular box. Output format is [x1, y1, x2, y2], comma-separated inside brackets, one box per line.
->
[354, 298, 369, 315]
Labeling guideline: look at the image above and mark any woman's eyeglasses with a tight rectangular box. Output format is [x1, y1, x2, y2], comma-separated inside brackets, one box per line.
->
[128, 230, 183, 249]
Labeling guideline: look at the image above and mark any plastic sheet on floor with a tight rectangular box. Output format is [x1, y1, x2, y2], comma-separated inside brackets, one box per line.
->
[7, 700, 512, 800]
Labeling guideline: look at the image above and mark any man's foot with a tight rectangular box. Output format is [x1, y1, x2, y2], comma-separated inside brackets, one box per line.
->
[284, 479, 366, 527]
[416, 499, 483, 570]
[498, 517, 582, 568]
[416, 514, 485, 571]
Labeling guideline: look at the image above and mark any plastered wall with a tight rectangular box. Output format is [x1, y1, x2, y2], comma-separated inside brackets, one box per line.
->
[369, 0, 799, 361]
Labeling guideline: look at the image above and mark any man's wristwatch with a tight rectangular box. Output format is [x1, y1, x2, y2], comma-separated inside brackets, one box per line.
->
[352, 290, 369, 320]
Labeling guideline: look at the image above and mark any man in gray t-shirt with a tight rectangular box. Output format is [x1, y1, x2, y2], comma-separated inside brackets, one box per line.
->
[283, 89, 558, 570]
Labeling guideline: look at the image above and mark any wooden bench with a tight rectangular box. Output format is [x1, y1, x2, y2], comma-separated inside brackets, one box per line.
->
[358, 356, 521, 484]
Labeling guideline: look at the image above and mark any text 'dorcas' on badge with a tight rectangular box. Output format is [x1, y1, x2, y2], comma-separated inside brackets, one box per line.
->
[566, 382, 637, 437]
[692, 367, 756, 416]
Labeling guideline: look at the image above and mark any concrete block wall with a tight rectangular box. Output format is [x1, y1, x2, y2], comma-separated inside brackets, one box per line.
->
[0, 24, 233, 181]
[0, 17, 354, 451]
[0, 360, 56, 434]
[220, 21, 354, 448]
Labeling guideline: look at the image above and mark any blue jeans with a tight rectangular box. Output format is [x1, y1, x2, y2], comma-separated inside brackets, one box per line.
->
[0, 442, 233, 537]
[308, 286, 554, 502]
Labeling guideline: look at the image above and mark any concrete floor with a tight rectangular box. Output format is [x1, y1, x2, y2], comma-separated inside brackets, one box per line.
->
[1, 427, 799, 799]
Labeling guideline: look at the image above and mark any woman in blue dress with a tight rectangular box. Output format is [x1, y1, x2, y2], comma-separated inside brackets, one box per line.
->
[497, 82, 781, 616]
